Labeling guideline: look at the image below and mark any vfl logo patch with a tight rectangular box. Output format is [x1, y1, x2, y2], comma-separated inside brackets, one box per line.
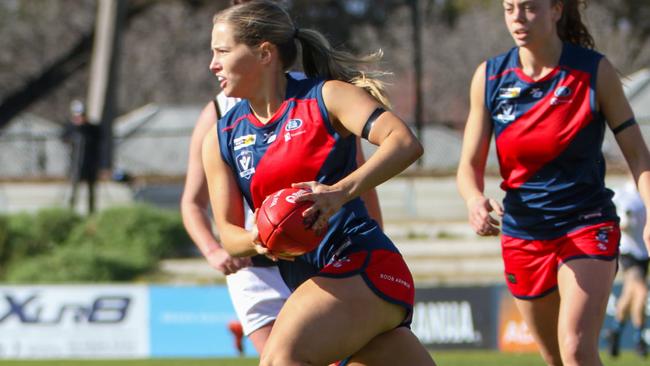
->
[506, 273, 517, 284]
[496, 103, 516, 123]
[233, 134, 256, 151]
[550, 86, 573, 105]
[498, 87, 521, 99]
[236, 150, 255, 179]
[285, 119, 303, 131]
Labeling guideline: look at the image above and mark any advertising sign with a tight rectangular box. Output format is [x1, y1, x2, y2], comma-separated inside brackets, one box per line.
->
[149, 285, 247, 357]
[412, 286, 499, 349]
[497, 289, 538, 353]
[0, 285, 149, 359]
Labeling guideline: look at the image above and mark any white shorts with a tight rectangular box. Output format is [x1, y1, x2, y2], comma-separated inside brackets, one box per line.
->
[226, 266, 291, 336]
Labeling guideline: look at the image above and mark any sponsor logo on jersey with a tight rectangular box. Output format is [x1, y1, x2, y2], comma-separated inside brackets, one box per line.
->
[329, 238, 353, 261]
[498, 87, 521, 99]
[285, 118, 303, 131]
[379, 273, 412, 289]
[550, 86, 573, 105]
[263, 132, 276, 144]
[496, 103, 516, 123]
[579, 210, 602, 221]
[530, 88, 543, 99]
[236, 150, 255, 179]
[233, 134, 256, 151]
[332, 256, 352, 268]
[284, 130, 307, 142]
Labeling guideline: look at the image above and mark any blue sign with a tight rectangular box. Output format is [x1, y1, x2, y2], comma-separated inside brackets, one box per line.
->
[149, 286, 253, 357]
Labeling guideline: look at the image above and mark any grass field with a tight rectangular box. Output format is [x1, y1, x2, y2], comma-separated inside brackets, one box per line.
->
[0, 351, 644, 366]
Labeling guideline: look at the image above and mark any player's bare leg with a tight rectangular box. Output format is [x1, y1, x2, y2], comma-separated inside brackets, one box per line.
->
[557, 258, 616, 366]
[345, 327, 436, 366]
[514, 292, 562, 366]
[249, 322, 273, 355]
[259, 275, 435, 366]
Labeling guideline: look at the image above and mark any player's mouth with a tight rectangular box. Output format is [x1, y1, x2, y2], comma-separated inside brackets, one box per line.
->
[217, 76, 227, 89]
[513, 29, 528, 39]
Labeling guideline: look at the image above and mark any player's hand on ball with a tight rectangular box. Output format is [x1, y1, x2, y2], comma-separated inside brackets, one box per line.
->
[292, 181, 344, 234]
[467, 195, 503, 236]
[257, 188, 325, 256]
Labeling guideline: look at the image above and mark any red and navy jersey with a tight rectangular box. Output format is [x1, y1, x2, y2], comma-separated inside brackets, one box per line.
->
[217, 73, 392, 288]
[485, 43, 617, 239]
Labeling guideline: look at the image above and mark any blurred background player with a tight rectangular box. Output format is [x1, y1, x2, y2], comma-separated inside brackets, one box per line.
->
[203, 1, 434, 365]
[457, 0, 650, 365]
[61, 99, 101, 214]
[605, 178, 649, 358]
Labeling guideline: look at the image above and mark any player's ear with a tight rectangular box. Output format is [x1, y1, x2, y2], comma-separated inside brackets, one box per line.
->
[257, 41, 274, 65]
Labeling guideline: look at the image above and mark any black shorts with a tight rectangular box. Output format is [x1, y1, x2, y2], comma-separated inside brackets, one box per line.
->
[620, 253, 650, 279]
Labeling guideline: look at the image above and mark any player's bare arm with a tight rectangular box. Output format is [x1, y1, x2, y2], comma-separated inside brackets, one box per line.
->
[457, 62, 502, 236]
[181, 102, 252, 273]
[295, 80, 422, 232]
[599, 57, 650, 251]
[202, 126, 258, 257]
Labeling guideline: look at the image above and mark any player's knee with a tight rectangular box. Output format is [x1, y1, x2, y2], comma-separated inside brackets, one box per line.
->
[560, 334, 597, 365]
[538, 350, 562, 366]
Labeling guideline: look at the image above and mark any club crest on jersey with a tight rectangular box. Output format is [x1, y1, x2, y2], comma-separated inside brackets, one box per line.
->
[550, 86, 573, 105]
[498, 87, 521, 99]
[236, 150, 255, 179]
[495, 103, 516, 123]
[285, 119, 303, 131]
[233, 134, 256, 151]
[595, 226, 613, 251]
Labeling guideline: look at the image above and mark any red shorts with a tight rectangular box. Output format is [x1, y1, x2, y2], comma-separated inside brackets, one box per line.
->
[502, 222, 620, 299]
[317, 249, 415, 325]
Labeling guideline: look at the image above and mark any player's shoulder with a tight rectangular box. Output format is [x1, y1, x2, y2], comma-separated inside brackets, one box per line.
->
[485, 47, 518, 79]
[286, 72, 323, 100]
[563, 43, 603, 59]
[561, 43, 604, 72]
[487, 46, 516, 64]
[217, 98, 248, 130]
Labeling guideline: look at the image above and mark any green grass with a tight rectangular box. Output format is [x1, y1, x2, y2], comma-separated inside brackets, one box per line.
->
[0, 351, 644, 366]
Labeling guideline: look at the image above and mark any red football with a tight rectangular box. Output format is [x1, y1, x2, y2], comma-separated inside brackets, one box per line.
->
[256, 188, 324, 256]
